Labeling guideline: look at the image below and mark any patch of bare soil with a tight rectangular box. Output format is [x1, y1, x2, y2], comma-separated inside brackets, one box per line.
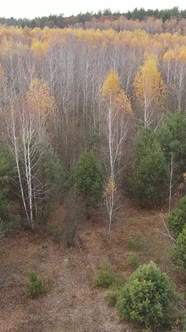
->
[0, 198, 185, 332]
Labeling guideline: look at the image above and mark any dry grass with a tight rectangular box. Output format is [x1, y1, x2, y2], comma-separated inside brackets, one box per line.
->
[0, 197, 185, 332]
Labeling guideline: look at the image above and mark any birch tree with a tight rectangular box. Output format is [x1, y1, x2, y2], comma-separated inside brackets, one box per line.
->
[133, 56, 166, 128]
[101, 70, 132, 234]
[5, 79, 56, 230]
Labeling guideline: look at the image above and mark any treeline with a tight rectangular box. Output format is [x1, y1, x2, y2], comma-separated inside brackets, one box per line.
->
[0, 26, 185, 237]
[0, 7, 186, 34]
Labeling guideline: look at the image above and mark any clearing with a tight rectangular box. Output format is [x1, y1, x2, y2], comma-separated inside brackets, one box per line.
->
[0, 198, 185, 332]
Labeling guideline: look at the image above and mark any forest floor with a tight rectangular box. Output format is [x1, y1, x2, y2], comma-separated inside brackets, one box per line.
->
[0, 197, 185, 332]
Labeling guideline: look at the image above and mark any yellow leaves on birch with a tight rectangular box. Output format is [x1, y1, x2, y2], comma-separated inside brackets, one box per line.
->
[101, 70, 132, 114]
[163, 46, 186, 63]
[31, 40, 49, 58]
[133, 56, 166, 109]
[27, 78, 56, 117]
[105, 178, 117, 195]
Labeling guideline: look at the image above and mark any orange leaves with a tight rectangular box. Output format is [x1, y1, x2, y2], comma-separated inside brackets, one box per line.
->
[114, 91, 132, 114]
[27, 78, 56, 117]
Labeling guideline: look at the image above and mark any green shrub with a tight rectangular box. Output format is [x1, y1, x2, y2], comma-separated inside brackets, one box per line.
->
[173, 225, 186, 269]
[93, 263, 118, 288]
[128, 233, 144, 250]
[158, 112, 186, 179]
[74, 150, 103, 219]
[0, 150, 15, 220]
[130, 129, 168, 208]
[0, 214, 22, 237]
[116, 262, 178, 329]
[167, 196, 186, 238]
[127, 254, 140, 269]
[26, 272, 44, 298]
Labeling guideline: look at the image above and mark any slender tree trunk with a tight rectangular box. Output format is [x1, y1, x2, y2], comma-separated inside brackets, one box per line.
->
[169, 153, 174, 213]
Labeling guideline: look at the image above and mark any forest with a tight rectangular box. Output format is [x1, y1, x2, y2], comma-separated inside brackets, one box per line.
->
[0, 14, 186, 331]
[0, 7, 186, 34]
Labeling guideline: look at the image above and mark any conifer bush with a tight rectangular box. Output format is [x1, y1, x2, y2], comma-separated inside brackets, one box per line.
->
[74, 150, 103, 218]
[173, 225, 186, 269]
[26, 272, 44, 298]
[116, 262, 178, 329]
[167, 196, 186, 238]
[130, 129, 168, 208]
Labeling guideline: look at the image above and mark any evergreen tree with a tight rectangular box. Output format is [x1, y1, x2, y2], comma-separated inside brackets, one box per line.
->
[0, 150, 15, 220]
[74, 151, 103, 219]
[130, 129, 168, 207]
[158, 112, 186, 180]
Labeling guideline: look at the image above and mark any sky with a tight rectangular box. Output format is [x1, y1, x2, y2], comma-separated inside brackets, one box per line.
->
[1, 0, 185, 19]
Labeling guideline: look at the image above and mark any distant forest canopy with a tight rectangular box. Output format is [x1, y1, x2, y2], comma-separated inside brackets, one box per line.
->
[0, 7, 186, 34]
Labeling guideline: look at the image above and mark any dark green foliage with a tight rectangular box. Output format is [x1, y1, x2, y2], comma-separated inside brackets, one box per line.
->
[39, 147, 64, 223]
[173, 225, 186, 269]
[74, 150, 103, 218]
[130, 129, 168, 208]
[116, 262, 178, 329]
[167, 196, 186, 269]
[0, 150, 15, 220]
[0, 152, 11, 219]
[0, 214, 22, 236]
[26, 272, 44, 298]
[93, 263, 119, 288]
[0, 8, 185, 29]
[167, 196, 186, 238]
[40, 147, 64, 200]
[158, 112, 186, 179]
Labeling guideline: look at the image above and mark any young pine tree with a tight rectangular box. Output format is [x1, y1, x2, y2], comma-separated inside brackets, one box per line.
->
[74, 151, 103, 219]
[130, 129, 168, 208]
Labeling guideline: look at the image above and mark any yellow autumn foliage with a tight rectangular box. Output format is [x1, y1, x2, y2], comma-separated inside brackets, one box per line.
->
[105, 178, 117, 195]
[31, 40, 49, 58]
[114, 90, 132, 113]
[133, 56, 166, 106]
[101, 70, 120, 98]
[27, 78, 56, 116]
[163, 46, 186, 63]
[102, 70, 132, 114]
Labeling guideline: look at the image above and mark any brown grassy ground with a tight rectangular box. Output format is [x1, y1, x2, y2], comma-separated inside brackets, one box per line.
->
[0, 198, 185, 332]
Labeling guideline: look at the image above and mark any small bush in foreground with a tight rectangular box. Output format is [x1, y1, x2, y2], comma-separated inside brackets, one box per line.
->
[93, 263, 119, 288]
[26, 272, 44, 298]
[116, 262, 179, 329]
[93, 263, 116, 288]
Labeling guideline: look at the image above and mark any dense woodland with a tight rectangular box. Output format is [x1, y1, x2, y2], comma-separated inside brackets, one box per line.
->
[0, 12, 186, 331]
[0, 7, 186, 34]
